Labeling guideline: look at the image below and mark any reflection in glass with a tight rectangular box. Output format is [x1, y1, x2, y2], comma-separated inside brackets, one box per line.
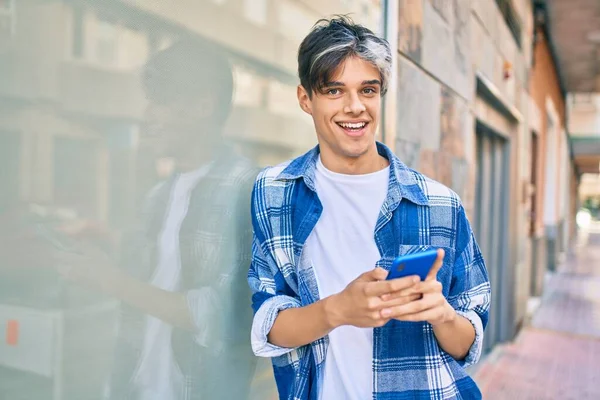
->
[0, 1, 382, 399]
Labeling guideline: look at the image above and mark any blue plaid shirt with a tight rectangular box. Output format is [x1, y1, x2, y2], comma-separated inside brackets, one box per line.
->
[248, 142, 491, 400]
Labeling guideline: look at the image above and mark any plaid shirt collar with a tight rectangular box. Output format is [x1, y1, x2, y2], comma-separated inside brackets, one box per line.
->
[275, 141, 429, 207]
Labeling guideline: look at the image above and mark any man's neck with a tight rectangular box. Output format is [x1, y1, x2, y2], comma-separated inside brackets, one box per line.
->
[175, 158, 209, 173]
[319, 144, 389, 175]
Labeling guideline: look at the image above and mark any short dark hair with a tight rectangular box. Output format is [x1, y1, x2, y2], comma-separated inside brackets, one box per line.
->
[142, 38, 234, 126]
[298, 16, 392, 97]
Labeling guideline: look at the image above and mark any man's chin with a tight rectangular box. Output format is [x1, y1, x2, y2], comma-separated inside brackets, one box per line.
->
[156, 157, 176, 177]
[341, 138, 376, 158]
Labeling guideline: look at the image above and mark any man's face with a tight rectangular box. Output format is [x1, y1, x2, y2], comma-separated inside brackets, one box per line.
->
[298, 56, 382, 164]
[142, 95, 218, 159]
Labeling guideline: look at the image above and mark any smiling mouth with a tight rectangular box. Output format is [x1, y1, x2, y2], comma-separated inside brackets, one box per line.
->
[336, 121, 368, 132]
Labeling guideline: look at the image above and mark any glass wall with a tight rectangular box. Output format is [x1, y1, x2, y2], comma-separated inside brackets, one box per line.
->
[0, 1, 383, 399]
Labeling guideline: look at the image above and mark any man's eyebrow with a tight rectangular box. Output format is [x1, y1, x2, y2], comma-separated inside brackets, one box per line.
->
[323, 81, 345, 87]
[322, 79, 382, 87]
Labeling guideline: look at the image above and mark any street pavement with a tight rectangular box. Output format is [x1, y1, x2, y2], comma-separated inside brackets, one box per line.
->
[475, 224, 600, 399]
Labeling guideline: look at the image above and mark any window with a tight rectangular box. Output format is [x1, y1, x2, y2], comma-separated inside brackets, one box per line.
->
[53, 137, 99, 218]
[0, 130, 20, 212]
[0, 0, 12, 12]
[95, 18, 119, 66]
[73, 12, 149, 70]
[277, 1, 316, 43]
[0, 0, 15, 40]
[244, 0, 267, 26]
[72, 7, 84, 58]
[232, 65, 266, 107]
[495, 0, 522, 48]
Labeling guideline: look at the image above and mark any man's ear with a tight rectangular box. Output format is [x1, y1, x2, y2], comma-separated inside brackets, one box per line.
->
[297, 85, 313, 115]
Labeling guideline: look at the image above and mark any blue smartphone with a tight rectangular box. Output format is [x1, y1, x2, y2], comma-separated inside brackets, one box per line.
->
[386, 249, 439, 281]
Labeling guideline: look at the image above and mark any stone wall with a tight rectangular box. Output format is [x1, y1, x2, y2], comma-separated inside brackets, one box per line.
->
[395, 0, 475, 214]
[393, 0, 532, 218]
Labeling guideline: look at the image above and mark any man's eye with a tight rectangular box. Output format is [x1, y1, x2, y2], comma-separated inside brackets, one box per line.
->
[363, 88, 377, 94]
[327, 88, 340, 95]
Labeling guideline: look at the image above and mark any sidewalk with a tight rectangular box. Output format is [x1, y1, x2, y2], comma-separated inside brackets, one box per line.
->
[474, 225, 600, 399]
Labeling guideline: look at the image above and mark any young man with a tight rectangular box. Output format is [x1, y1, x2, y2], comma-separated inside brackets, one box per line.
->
[248, 17, 491, 399]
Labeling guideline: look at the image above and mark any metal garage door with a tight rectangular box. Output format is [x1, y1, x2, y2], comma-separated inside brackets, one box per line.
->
[474, 121, 511, 353]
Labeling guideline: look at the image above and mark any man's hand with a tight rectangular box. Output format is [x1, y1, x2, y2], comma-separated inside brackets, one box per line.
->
[53, 240, 196, 330]
[54, 242, 125, 294]
[266, 268, 421, 349]
[326, 268, 421, 329]
[56, 219, 120, 253]
[379, 249, 457, 326]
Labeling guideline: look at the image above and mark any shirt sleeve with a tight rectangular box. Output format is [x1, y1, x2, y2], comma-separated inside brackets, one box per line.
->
[247, 174, 302, 358]
[182, 166, 257, 347]
[447, 205, 491, 367]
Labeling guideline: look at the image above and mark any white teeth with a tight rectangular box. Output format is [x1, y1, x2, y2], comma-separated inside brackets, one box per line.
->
[339, 122, 366, 129]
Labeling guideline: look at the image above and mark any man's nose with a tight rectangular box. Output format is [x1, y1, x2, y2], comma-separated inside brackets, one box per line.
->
[343, 92, 366, 115]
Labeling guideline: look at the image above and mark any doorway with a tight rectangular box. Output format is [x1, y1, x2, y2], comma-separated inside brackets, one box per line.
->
[474, 121, 510, 353]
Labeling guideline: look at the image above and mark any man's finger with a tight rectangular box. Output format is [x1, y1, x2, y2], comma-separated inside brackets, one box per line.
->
[380, 287, 419, 300]
[364, 275, 420, 297]
[392, 309, 441, 323]
[381, 286, 422, 300]
[381, 279, 443, 300]
[380, 294, 439, 318]
[414, 280, 443, 295]
[426, 248, 445, 281]
[357, 267, 389, 282]
[380, 293, 422, 308]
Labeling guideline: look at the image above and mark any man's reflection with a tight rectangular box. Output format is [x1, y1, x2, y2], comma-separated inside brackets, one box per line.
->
[58, 38, 259, 399]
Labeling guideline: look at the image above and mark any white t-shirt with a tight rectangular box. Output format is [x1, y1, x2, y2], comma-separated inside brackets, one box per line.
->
[134, 165, 209, 400]
[306, 156, 389, 400]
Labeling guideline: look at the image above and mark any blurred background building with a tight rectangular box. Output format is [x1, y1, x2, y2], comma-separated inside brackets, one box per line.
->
[0, 0, 598, 399]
